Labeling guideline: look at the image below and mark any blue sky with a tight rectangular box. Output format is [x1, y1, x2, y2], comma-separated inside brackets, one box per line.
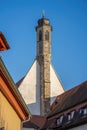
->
[0, 0, 87, 90]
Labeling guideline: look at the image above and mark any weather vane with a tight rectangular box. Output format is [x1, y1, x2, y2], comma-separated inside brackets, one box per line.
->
[42, 10, 45, 18]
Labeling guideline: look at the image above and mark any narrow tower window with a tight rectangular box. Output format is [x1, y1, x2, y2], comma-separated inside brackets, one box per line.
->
[45, 31, 49, 41]
[39, 30, 42, 41]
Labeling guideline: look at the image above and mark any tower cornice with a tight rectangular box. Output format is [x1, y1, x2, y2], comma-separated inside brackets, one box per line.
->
[36, 17, 52, 31]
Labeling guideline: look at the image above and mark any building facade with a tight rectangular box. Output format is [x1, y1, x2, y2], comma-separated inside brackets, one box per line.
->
[0, 32, 31, 130]
[46, 81, 87, 130]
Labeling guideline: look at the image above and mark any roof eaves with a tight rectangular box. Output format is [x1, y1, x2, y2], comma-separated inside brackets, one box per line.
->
[0, 57, 31, 118]
[0, 32, 10, 50]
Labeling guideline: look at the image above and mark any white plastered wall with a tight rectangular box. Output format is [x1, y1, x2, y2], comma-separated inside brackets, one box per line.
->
[50, 64, 64, 104]
[18, 60, 40, 115]
[18, 60, 64, 115]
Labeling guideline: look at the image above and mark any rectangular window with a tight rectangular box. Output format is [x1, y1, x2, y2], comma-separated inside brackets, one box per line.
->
[67, 111, 75, 121]
[68, 114, 71, 121]
[57, 116, 63, 125]
[80, 107, 87, 116]
[84, 108, 87, 114]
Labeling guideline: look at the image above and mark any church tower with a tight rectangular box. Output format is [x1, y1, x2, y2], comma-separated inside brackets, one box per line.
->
[36, 17, 52, 115]
[17, 16, 64, 116]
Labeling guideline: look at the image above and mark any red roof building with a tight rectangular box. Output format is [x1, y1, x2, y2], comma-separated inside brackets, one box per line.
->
[46, 81, 87, 130]
[23, 115, 46, 130]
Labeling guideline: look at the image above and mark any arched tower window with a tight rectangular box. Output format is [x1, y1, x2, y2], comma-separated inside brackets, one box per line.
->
[39, 30, 42, 41]
[45, 31, 49, 41]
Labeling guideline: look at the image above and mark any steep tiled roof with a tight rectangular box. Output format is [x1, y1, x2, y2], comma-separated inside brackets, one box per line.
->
[23, 115, 46, 129]
[47, 111, 87, 130]
[48, 81, 87, 118]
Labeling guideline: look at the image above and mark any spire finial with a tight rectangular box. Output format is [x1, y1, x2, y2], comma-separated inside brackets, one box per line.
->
[42, 10, 45, 18]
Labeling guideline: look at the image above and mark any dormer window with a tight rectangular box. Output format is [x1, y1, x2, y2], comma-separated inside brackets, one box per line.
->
[45, 31, 49, 41]
[57, 116, 63, 125]
[67, 111, 75, 121]
[39, 30, 42, 41]
[79, 107, 87, 116]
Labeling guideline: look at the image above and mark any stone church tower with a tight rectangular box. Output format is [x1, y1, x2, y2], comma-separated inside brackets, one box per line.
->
[17, 17, 64, 115]
[36, 17, 52, 115]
